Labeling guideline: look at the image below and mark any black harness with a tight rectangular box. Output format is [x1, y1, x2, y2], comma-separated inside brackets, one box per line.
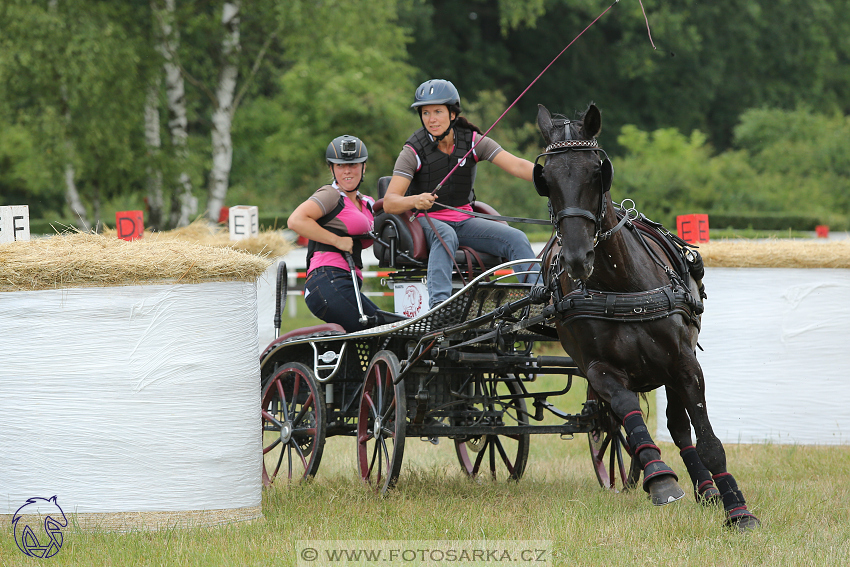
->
[532, 124, 704, 326]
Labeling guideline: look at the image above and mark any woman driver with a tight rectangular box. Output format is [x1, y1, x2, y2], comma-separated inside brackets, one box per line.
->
[381, 79, 537, 309]
[287, 135, 384, 332]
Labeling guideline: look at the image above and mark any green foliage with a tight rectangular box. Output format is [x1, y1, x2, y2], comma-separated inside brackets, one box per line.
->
[708, 213, 824, 232]
[614, 107, 850, 230]
[614, 125, 754, 227]
[733, 107, 850, 218]
[230, 0, 418, 213]
[4, 0, 850, 236]
[0, 0, 153, 220]
[462, 90, 549, 224]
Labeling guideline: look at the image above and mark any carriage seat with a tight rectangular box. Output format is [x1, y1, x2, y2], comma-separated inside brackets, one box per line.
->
[371, 176, 509, 270]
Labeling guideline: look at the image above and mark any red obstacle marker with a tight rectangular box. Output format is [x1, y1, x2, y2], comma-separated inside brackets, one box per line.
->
[815, 225, 829, 238]
[116, 210, 144, 241]
[676, 214, 709, 244]
[218, 206, 229, 224]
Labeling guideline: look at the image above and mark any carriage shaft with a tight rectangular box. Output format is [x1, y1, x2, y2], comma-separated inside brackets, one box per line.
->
[407, 422, 594, 437]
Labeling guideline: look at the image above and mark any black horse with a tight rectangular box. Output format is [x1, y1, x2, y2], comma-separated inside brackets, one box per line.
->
[535, 103, 760, 531]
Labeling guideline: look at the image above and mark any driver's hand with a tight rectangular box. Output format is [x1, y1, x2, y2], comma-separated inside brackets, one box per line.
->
[414, 193, 437, 210]
[336, 236, 354, 253]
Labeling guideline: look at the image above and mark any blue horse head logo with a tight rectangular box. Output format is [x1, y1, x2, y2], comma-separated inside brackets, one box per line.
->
[12, 496, 68, 559]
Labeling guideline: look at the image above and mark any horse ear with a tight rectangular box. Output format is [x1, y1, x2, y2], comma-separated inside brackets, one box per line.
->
[537, 104, 554, 145]
[581, 104, 602, 139]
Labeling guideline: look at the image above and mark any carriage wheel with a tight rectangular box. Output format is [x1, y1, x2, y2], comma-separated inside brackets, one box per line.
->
[587, 385, 641, 491]
[261, 363, 326, 486]
[357, 350, 406, 493]
[455, 376, 530, 481]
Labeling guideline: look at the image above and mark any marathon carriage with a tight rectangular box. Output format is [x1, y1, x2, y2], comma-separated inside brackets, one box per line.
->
[260, 176, 636, 494]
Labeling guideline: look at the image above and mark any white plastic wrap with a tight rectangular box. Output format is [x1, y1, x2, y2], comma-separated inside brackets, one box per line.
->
[657, 268, 850, 445]
[0, 281, 262, 515]
[255, 258, 282, 353]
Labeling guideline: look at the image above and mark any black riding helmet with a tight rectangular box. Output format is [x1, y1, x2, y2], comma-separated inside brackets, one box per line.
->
[326, 134, 368, 164]
[326, 135, 367, 191]
[411, 79, 460, 142]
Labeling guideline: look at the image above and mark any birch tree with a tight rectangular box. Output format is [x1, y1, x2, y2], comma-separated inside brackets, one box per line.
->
[152, 0, 197, 228]
[144, 81, 165, 230]
[205, 1, 241, 222]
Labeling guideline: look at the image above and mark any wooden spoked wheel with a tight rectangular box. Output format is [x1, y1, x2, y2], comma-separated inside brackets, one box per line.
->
[454, 376, 530, 481]
[587, 385, 641, 491]
[357, 350, 406, 494]
[261, 363, 326, 485]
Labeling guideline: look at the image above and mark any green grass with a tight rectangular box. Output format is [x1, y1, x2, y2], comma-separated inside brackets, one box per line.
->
[4, 305, 850, 566]
[4, 429, 850, 565]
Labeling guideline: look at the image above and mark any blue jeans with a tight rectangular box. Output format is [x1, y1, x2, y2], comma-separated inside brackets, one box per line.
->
[304, 267, 379, 333]
[417, 216, 537, 308]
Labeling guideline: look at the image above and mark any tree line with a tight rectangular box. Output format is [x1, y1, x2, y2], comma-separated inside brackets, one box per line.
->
[1, 0, 848, 232]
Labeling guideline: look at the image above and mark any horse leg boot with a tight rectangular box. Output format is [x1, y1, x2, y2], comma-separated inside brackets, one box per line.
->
[622, 409, 685, 505]
[664, 387, 720, 505]
[683, 380, 761, 530]
[712, 472, 760, 531]
[602, 384, 685, 506]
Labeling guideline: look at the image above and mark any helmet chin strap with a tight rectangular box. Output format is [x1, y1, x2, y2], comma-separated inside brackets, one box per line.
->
[419, 108, 457, 146]
[432, 122, 455, 144]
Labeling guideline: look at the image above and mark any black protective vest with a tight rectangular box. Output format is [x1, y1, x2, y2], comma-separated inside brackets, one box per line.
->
[405, 126, 477, 207]
[305, 195, 372, 272]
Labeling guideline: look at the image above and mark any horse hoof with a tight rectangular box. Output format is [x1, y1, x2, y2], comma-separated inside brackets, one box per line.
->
[696, 485, 722, 506]
[647, 475, 685, 506]
[727, 513, 761, 532]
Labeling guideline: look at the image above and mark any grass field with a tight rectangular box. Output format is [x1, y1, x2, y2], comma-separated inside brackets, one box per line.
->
[3, 300, 850, 566]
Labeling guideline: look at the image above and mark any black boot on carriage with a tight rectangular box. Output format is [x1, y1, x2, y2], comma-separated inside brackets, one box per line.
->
[623, 410, 685, 506]
[713, 472, 761, 531]
[679, 445, 722, 505]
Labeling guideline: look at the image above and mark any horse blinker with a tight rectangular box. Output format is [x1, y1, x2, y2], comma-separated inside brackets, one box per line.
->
[533, 163, 549, 197]
[601, 158, 613, 193]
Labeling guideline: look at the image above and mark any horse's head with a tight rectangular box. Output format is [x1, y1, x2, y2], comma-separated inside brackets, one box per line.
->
[535, 104, 612, 282]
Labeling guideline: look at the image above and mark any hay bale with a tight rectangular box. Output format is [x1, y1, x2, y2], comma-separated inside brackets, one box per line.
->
[104, 219, 293, 258]
[0, 280, 263, 524]
[0, 229, 275, 292]
[698, 239, 850, 269]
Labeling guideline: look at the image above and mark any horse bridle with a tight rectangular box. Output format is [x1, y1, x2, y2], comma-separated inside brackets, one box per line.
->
[533, 133, 618, 246]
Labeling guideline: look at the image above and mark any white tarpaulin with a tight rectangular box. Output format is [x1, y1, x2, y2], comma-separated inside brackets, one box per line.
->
[256, 258, 282, 353]
[657, 267, 850, 445]
[0, 281, 262, 515]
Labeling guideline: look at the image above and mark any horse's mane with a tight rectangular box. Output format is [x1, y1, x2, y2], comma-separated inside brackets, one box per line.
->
[549, 102, 596, 142]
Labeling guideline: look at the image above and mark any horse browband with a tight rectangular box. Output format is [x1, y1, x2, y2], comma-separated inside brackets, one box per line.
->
[544, 139, 598, 152]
